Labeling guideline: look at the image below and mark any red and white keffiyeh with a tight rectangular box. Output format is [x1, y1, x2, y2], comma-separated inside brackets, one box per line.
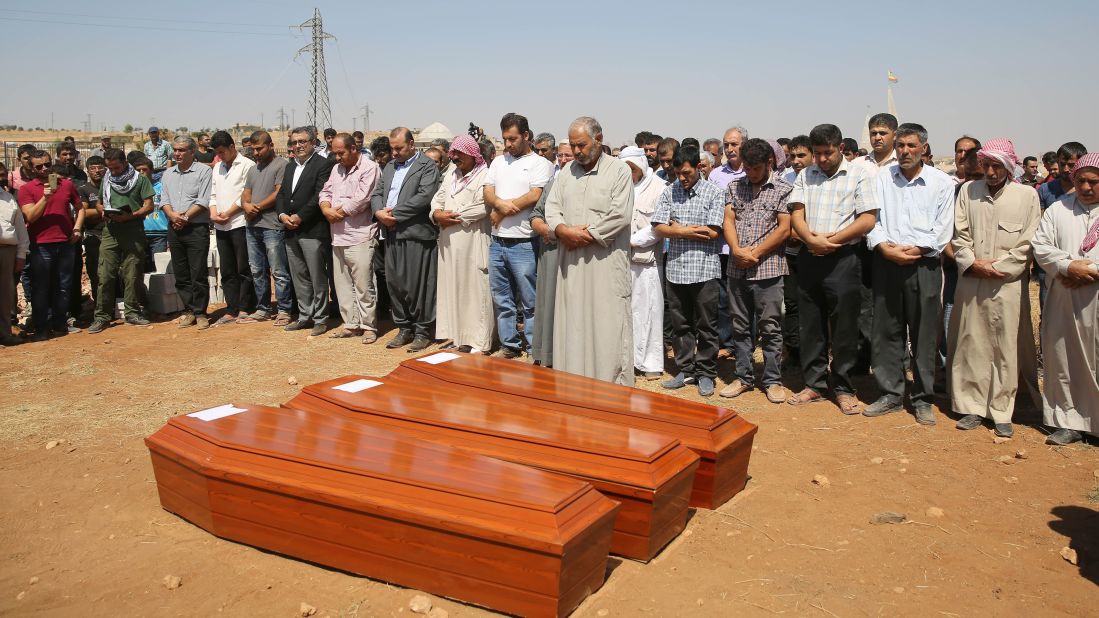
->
[977, 138, 1021, 180]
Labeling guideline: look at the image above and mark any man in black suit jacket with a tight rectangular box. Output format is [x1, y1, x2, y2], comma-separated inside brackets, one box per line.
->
[371, 127, 441, 351]
[277, 127, 336, 336]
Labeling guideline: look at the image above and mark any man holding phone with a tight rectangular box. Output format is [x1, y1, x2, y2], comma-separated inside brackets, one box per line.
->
[17, 150, 84, 340]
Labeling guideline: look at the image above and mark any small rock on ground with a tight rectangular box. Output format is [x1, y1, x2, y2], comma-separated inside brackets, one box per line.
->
[163, 575, 182, 590]
[29, 577, 39, 585]
[409, 595, 432, 614]
[299, 602, 317, 617]
[427, 608, 448, 618]
[925, 506, 945, 518]
[871, 511, 907, 525]
[812, 475, 830, 488]
[1015, 449, 1028, 460]
[287, 376, 299, 385]
[1060, 547, 1079, 565]
[870, 457, 884, 464]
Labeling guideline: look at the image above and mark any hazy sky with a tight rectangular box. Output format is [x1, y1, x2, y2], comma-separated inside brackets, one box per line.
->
[2, 0, 1094, 158]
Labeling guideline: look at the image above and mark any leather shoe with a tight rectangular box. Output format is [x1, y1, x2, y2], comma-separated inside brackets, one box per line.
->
[386, 330, 414, 349]
[407, 335, 432, 352]
[993, 423, 1013, 438]
[719, 379, 751, 399]
[310, 323, 328, 337]
[914, 404, 936, 426]
[284, 320, 313, 332]
[1046, 428, 1082, 446]
[955, 414, 983, 431]
[863, 395, 904, 417]
[697, 376, 715, 397]
[661, 373, 688, 390]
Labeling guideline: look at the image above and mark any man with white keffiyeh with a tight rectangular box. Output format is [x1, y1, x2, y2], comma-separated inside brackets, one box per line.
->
[88, 149, 155, 334]
[1031, 152, 1099, 445]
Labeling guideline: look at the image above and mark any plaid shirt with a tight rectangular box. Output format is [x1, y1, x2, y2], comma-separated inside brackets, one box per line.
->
[726, 173, 792, 280]
[788, 157, 878, 241]
[651, 177, 725, 284]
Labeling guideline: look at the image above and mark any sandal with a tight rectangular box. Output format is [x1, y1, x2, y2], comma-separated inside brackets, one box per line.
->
[329, 328, 363, 339]
[786, 388, 824, 406]
[836, 393, 864, 415]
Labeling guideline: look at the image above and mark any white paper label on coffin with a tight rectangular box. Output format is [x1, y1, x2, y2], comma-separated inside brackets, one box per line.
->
[333, 379, 384, 393]
[189, 404, 248, 421]
[416, 352, 461, 365]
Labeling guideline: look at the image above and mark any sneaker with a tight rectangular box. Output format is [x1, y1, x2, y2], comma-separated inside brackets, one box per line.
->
[863, 395, 904, 417]
[125, 315, 151, 326]
[407, 335, 432, 352]
[914, 404, 937, 426]
[1046, 428, 1083, 446]
[196, 315, 210, 330]
[87, 319, 110, 334]
[993, 423, 1013, 438]
[386, 330, 414, 349]
[501, 346, 522, 359]
[178, 314, 197, 328]
[284, 320, 313, 332]
[661, 372, 689, 390]
[310, 323, 328, 337]
[697, 376, 715, 397]
[955, 414, 984, 431]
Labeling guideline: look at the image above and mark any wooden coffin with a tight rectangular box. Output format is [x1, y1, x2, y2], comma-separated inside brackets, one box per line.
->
[145, 403, 620, 618]
[398, 353, 758, 509]
[287, 374, 699, 562]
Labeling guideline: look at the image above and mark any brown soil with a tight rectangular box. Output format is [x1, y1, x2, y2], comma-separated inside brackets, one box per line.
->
[2, 304, 1097, 617]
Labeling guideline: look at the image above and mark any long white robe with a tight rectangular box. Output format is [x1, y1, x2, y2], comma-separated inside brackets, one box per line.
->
[430, 165, 494, 352]
[630, 174, 666, 373]
[544, 153, 635, 385]
[1032, 195, 1099, 436]
[949, 180, 1041, 424]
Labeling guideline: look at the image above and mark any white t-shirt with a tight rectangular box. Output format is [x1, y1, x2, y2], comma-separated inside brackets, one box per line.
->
[484, 151, 554, 238]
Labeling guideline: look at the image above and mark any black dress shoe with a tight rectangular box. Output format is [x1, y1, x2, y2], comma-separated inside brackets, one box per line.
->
[406, 335, 432, 352]
[386, 330, 414, 349]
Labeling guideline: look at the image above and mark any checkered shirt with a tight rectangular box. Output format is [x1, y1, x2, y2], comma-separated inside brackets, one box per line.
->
[651, 178, 726, 284]
[787, 157, 878, 240]
[726, 173, 792, 280]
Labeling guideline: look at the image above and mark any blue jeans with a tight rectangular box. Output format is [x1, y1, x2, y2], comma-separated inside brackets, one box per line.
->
[246, 227, 293, 314]
[30, 242, 76, 332]
[489, 236, 538, 351]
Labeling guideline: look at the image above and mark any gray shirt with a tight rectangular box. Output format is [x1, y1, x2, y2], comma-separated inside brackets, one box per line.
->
[244, 156, 288, 229]
[160, 162, 212, 224]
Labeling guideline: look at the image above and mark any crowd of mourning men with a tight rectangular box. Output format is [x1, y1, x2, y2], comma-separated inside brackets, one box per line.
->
[1, 113, 1097, 446]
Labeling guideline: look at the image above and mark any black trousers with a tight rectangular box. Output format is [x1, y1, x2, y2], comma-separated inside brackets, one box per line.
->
[856, 243, 874, 369]
[782, 252, 799, 353]
[717, 254, 734, 352]
[216, 227, 255, 315]
[871, 253, 942, 406]
[797, 246, 862, 394]
[373, 237, 391, 319]
[69, 235, 102, 318]
[666, 278, 720, 380]
[168, 223, 211, 316]
[385, 238, 437, 338]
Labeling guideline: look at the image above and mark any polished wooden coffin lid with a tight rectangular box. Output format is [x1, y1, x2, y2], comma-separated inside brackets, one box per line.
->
[398, 353, 750, 458]
[289, 374, 699, 495]
[146, 403, 619, 553]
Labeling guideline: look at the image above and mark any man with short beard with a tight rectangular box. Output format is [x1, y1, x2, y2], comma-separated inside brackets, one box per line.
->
[277, 127, 336, 336]
[655, 137, 679, 183]
[862, 124, 954, 426]
[17, 150, 84, 339]
[371, 127, 441, 352]
[484, 113, 554, 358]
[787, 124, 878, 414]
[241, 131, 292, 325]
[544, 116, 635, 385]
[638, 132, 662, 172]
[1032, 153, 1099, 445]
[88, 149, 154, 334]
[161, 136, 213, 329]
[56, 143, 87, 183]
[950, 139, 1041, 438]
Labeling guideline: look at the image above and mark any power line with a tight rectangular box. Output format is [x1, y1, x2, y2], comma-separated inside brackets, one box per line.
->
[2, 8, 291, 28]
[0, 14, 298, 36]
[292, 9, 333, 131]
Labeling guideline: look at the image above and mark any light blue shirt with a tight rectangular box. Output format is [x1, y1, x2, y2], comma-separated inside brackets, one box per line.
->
[867, 163, 955, 256]
[386, 152, 420, 209]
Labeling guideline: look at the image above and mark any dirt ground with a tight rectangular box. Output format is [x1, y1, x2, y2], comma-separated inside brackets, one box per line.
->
[2, 296, 1098, 617]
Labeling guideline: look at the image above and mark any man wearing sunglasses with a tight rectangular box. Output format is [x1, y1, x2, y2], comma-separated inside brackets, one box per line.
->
[17, 150, 84, 340]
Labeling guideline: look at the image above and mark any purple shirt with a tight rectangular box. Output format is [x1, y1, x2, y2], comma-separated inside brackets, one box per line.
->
[708, 164, 746, 192]
[318, 155, 380, 246]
